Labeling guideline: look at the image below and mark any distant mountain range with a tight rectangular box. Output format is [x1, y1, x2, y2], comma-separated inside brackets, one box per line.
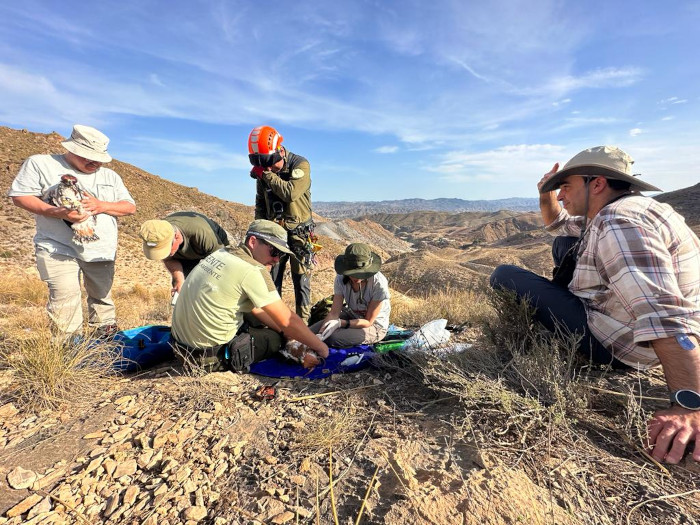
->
[314, 197, 540, 218]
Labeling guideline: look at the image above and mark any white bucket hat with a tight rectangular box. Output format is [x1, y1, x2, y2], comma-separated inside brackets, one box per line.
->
[61, 125, 112, 163]
[540, 145, 661, 193]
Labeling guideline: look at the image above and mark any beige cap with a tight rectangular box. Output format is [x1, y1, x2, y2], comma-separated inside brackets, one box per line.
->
[139, 220, 175, 260]
[246, 219, 293, 255]
[61, 125, 112, 163]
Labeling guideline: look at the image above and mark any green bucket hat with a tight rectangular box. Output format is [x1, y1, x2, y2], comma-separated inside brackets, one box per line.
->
[334, 243, 382, 279]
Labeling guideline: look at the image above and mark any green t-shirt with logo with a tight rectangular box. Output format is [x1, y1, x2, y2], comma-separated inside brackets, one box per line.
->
[171, 245, 279, 348]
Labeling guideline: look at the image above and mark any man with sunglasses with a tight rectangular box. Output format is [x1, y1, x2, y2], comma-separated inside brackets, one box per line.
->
[248, 125, 314, 322]
[9, 124, 135, 340]
[171, 220, 329, 373]
[490, 146, 700, 465]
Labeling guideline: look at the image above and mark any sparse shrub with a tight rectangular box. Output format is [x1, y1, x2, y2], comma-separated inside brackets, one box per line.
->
[0, 272, 47, 306]
[292, 403, 360, 453]
[391, 285, 494, 328]
[130, 283, 151, 301]
[0, 320, 119, 411]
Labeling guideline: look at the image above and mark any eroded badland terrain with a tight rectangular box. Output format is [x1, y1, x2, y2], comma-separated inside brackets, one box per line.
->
[1, 127, 699, 524]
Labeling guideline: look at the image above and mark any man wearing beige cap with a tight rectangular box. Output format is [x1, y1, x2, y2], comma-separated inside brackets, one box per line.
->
[171, 219, 328, 372]
[490, 145, 700, 464]
[9, 124, 136, 339]
[139, 211, 229, 296]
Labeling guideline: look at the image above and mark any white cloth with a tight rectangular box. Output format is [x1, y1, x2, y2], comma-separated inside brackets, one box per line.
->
[333, 271, 391, 330]
[9, 154, 135, 262]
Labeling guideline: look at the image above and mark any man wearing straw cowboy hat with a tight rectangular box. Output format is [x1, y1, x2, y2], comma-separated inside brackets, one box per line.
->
[9, 124, 136, 339]
[309, 243, 391, 348]
[490, 145, 700, 464]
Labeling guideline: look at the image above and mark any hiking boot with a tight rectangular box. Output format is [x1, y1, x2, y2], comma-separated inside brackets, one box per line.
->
[93, 324, 119, 340]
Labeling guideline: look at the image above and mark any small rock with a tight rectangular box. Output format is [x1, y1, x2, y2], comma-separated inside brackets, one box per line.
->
[183, 506, 208, 521]
[7, 466, 38, 489]
[0, 403, 19, 418]
[104, 492, 120, 517]
[32, 465, 67, 490]
[183, 479, 197, 493]
[271, 510, 295, 524]
[6, 494, 42, 517]
[114, 395, 133, 406]
[84, 456, 103, 475]
[103, 458, 118, 478]
[113, 459, 137, 478]
[137, 451, 154, 469]
[263, 455, 278, 465]
[26, 495, 51, 518]
[123, 485, 140, 506]
[112, 427, 132, 441]
[153, 432, 169, 449]
[83, 431, 106, 440]
[290, 475, 306, 486]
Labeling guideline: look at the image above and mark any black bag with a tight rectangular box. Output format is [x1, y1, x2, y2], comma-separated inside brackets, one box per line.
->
[174, 341, 229, 373]
[226, 332, 255, 372]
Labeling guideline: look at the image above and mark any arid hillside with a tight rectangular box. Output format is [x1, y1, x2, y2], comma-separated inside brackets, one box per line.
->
[0, 126, 407, 301]
[2, 126, 700, 525]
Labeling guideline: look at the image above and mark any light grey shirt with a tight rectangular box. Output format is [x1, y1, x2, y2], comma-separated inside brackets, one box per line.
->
[9, 154, 135, 262]
[333, 271, 391, 330]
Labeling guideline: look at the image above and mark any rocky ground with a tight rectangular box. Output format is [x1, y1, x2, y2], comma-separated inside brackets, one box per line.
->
[1, 346, 576, 525]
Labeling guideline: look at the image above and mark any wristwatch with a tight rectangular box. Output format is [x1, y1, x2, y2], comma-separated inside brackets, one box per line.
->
[669, 389, 700, 410]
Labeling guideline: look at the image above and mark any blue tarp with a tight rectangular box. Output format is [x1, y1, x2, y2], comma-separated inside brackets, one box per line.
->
[111, 325, 174, 373]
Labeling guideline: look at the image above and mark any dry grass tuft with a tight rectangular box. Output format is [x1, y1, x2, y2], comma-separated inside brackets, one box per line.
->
[0, 320, 119, 411]
[390, 284, 494, 327]
[113, 284, 172, 328]
[292, 403, 360, 453]
[0, 272, 46, 306]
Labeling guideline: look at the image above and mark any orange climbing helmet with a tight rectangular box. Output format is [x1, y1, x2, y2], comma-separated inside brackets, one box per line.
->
[248, 126, 284, 167]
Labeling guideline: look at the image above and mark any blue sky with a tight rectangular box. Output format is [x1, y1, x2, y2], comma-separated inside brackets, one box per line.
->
[1, 1, 699, 205]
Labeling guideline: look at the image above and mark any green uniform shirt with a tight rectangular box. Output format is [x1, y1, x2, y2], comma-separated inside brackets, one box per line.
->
[254, 151, 312, 230]
[165, 211, 229, 261]
[171, 245, 279, 348]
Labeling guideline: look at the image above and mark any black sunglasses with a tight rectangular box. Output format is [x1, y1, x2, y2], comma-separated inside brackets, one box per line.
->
[260, 239, 282, 257]
[249, 151, 283, 168]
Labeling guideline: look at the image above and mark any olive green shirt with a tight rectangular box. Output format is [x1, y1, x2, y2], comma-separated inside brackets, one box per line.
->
[171, 245, 279, 348]
[165, 211, 229, 261]
[254, 151, 312, 230]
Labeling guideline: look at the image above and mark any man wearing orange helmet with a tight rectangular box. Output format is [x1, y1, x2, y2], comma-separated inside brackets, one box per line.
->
[248, 125, 314, 322]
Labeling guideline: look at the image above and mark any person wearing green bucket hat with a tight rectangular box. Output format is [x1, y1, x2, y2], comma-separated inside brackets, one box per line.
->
[309, 243, 391, 348]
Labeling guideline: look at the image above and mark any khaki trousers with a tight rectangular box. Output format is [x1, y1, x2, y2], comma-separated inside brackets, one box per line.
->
[35, 249, 116, 335]
[308, 312, 386, 348]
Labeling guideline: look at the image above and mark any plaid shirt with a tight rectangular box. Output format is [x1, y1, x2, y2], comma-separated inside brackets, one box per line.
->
[547, 195, 700, 369]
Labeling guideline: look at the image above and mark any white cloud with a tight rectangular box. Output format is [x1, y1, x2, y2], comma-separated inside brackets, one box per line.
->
[374, 145, 399, 154]
[545, 67, 644, 96]
[629, 128, 643, 136]
[123, 137, 249, 173]
[429, 144, 567, 184]
[658, 96, 687, 105]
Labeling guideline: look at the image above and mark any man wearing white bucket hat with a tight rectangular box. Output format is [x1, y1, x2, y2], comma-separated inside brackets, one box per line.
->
[490, 145, 700, 464]
[9, 125, 136, 339]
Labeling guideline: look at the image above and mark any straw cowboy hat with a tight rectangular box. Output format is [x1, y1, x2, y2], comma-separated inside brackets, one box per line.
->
[540, 145, 661, 193]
